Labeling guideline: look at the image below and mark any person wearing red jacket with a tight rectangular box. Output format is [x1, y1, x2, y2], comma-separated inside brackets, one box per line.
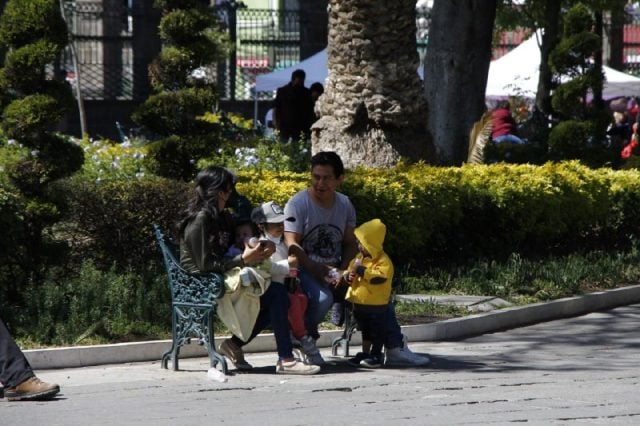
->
[491, 100, 525, 145]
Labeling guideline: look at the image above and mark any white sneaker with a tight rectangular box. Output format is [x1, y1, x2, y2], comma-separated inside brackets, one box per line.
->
[300, 335, 325, 365]
[384, 346, 430, 367]
[276, 359, 321, 375]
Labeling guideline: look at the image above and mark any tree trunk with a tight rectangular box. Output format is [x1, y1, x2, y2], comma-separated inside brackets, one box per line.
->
[423, 0, 496, 166]
[535, 0, 561, 116]
[606, 4, 625, 71]
[312, 0, 434, 169]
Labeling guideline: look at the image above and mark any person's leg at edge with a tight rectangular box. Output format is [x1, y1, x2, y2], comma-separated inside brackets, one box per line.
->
[1, 318, 60, 400]
[0, 318, 34, 390]
[298, 268, 333, 339]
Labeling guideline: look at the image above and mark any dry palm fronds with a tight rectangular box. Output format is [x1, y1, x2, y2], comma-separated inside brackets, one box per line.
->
[467, 111, 493, 164]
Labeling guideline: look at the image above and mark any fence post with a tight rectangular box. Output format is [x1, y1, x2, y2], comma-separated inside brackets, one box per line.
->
[131, 0, 161, 101]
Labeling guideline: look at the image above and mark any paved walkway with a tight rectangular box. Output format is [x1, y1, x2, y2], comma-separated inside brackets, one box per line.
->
[3, 303, 640, 425]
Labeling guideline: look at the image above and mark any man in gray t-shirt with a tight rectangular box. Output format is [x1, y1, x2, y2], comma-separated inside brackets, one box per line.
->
[284, 153, 358, 354]
[285, 190, 356, 267]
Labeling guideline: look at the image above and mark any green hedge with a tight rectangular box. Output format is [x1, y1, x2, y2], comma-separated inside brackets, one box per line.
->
[57, 176, 190, 271]
[4, 161, 640, 343]
[54, 161, 640, 270]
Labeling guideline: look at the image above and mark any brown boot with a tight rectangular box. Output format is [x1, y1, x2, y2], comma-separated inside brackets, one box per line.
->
[218, 339, 253, 370]
[5, 376, 60, 401]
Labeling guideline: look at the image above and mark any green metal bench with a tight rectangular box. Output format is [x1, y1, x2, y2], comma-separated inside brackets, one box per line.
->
[154, 224, 228, 373]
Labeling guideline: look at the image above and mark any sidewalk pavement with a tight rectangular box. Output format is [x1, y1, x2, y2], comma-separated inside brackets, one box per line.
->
[6, 299, 640, 425]
[23, 284, 640, 370]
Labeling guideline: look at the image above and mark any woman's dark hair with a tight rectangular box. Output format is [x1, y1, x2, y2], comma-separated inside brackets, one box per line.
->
[178, 166, 235, 237]
[311, 151, 344, 177]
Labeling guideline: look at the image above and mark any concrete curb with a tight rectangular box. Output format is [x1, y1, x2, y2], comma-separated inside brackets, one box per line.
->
[25, 284, 640, 369]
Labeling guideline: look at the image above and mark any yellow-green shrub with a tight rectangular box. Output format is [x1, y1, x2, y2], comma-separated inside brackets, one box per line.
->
[231, 161, 640, 264]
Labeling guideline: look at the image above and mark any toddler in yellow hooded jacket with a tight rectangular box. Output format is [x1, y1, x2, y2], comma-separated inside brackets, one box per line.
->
[344, 218, 393, 368]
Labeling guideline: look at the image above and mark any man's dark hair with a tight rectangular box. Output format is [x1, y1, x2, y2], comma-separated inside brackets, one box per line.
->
[311, 151, 344, 177]
[292, 69, 306, 81]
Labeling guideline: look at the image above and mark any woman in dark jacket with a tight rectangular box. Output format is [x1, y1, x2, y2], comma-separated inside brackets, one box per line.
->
[178, 166, 319, 375]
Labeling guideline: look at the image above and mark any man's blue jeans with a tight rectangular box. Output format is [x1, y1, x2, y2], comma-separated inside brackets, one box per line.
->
[298, 268, 334, 340]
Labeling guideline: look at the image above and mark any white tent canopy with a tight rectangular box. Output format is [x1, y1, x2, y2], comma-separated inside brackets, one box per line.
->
[486, 33, 640, 99]
[255, 50, 328, 93]
[254, 49, 425, 93]
[254, 34, 640, 124]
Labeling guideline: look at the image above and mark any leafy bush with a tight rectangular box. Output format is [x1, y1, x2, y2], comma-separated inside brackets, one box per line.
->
[78, 137, 149, 181]
[2, 40, 60, 93]
[1, 94, 67, 140]
[0, 0, 68, 50]
[159, 8, 219, 48]
[132, 87, 218, 136]
[9, 159, 640, 344]
[14, 261, 171, 345]
[201, 136, 312, 173]
[56, 176, 190, 272]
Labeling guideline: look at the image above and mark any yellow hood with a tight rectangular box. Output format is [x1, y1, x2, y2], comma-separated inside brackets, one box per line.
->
[354, 219, 386, 258]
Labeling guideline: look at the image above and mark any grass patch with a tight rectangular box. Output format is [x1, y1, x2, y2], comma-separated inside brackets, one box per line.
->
[397, 245, 640, 304]
[14, 245, 640, 348]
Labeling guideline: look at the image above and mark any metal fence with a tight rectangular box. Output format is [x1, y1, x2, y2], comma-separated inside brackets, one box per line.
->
[217, 7, 313, 101]
[58, 3, 640, 103]
[62, 1, 134, 101]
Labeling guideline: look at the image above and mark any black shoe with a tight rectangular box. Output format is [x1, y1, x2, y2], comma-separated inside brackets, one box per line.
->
[347, 352, 369, 367]
[360, 354, 383, 369]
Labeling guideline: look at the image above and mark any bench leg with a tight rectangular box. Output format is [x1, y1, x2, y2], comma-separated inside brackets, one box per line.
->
[331, 305, 357, 357]
[161, 309, 181, 370]
[205, 311, 228, 374]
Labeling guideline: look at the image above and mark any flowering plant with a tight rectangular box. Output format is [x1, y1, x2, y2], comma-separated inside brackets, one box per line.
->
[77, 137, 149, 181]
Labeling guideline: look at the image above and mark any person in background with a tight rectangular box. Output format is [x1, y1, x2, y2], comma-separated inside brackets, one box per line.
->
[263, 107, 276, 139]
[1, 317, 60, 401]
[273, 69, 314, 142]
[310, 82, 324, 121]
[491, 100, 525, 145]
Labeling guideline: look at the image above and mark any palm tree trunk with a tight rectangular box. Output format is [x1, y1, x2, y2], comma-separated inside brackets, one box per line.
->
[312, 0, 434, 168]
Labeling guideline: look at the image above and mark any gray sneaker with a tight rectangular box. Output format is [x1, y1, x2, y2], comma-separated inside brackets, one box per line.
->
[384, 347, 430, 367]
[276, 359, 321, 375]
[219, 339, 253, 370]
[300, 335, 325, 365]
